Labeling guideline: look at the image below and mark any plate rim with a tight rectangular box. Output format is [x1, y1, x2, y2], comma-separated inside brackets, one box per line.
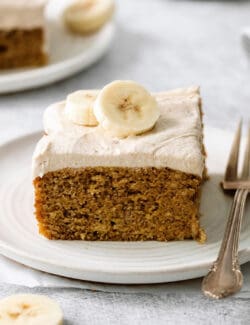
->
[0, 238, 249, 284]
[0, 20, 115, 94]
[1, 129, 250, 284]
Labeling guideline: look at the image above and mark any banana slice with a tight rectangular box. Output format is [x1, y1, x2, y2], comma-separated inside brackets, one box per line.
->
[65, 90, 99, 126]
[0, 294, 63, 325]
[93, 80, 160, 138]
[63, 0, 115, 35]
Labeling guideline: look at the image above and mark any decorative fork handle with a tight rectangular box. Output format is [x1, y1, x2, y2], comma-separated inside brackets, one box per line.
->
[202, 188, 249, 299]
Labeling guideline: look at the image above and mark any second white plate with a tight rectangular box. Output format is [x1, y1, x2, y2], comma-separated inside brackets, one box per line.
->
[0, 0, 114, 94]
[0, 127, 250, 284]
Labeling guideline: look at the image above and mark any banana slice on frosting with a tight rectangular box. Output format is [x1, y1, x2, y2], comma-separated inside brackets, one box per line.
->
[93, 80, 160, 138]
[65, 90, 99, 126]
[0, 294, 63, 325]
[63, 0, 115, 35]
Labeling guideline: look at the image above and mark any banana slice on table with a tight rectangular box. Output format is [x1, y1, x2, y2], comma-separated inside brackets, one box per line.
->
[93, 80, 160, 138]
[63, 0, 115, 35]
[65, 90, 99, 126]
[0, 294, 63, 325]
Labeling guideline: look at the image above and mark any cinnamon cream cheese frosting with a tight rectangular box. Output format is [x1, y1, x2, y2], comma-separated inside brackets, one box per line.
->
[0, 0, 47, 30]
[32, 87, 205, 178]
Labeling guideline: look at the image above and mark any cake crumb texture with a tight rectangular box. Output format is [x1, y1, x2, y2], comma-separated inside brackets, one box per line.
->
[0, 28, 47, 69]
[34, 167, 206, 242]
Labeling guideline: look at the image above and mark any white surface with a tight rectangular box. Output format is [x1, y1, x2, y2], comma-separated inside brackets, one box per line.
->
[0, 0, 114, 94]
[0, 127, 250, 284]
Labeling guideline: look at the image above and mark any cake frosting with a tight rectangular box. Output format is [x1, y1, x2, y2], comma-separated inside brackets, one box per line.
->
[32, 87, 205, 178]
[0, 0, 47, 30]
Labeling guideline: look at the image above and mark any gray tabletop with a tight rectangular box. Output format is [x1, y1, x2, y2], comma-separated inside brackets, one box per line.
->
[1, 0, 250, 324]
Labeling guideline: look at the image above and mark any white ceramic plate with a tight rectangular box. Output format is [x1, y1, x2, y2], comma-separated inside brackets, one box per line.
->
[0, 0, 114, 94]
[0, 127, 250, 284]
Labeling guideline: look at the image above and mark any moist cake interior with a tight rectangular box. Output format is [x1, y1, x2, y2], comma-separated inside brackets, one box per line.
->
[34, 167, 206, 242]
[0, 29, 47, 69]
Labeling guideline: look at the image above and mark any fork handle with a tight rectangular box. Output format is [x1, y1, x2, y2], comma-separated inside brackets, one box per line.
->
[202, 188, 248, 299]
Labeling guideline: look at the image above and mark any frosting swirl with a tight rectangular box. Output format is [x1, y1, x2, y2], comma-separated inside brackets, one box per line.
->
[32, 87, 205, 178]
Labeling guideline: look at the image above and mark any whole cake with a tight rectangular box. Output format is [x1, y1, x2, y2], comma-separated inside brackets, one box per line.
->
[32, 81, 206, 242]
[0, 0, 47, 69]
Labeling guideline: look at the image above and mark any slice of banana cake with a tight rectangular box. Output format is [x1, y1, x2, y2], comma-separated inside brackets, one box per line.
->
[0, 0, 47, 69]
[32, 80, 206, 242]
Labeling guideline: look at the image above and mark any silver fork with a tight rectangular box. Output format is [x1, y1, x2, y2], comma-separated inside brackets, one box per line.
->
[202, 121, 250, 299]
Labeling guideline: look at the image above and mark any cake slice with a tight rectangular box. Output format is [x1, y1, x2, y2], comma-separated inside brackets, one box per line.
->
[0, 0, 47, 69]
[32, 82, 206, 242]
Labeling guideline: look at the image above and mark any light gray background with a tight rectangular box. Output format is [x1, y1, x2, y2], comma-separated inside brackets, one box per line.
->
[1, 0, 250, 324]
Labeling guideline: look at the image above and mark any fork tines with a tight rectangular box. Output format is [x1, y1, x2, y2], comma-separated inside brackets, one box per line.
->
[223, 121, 250, 190]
